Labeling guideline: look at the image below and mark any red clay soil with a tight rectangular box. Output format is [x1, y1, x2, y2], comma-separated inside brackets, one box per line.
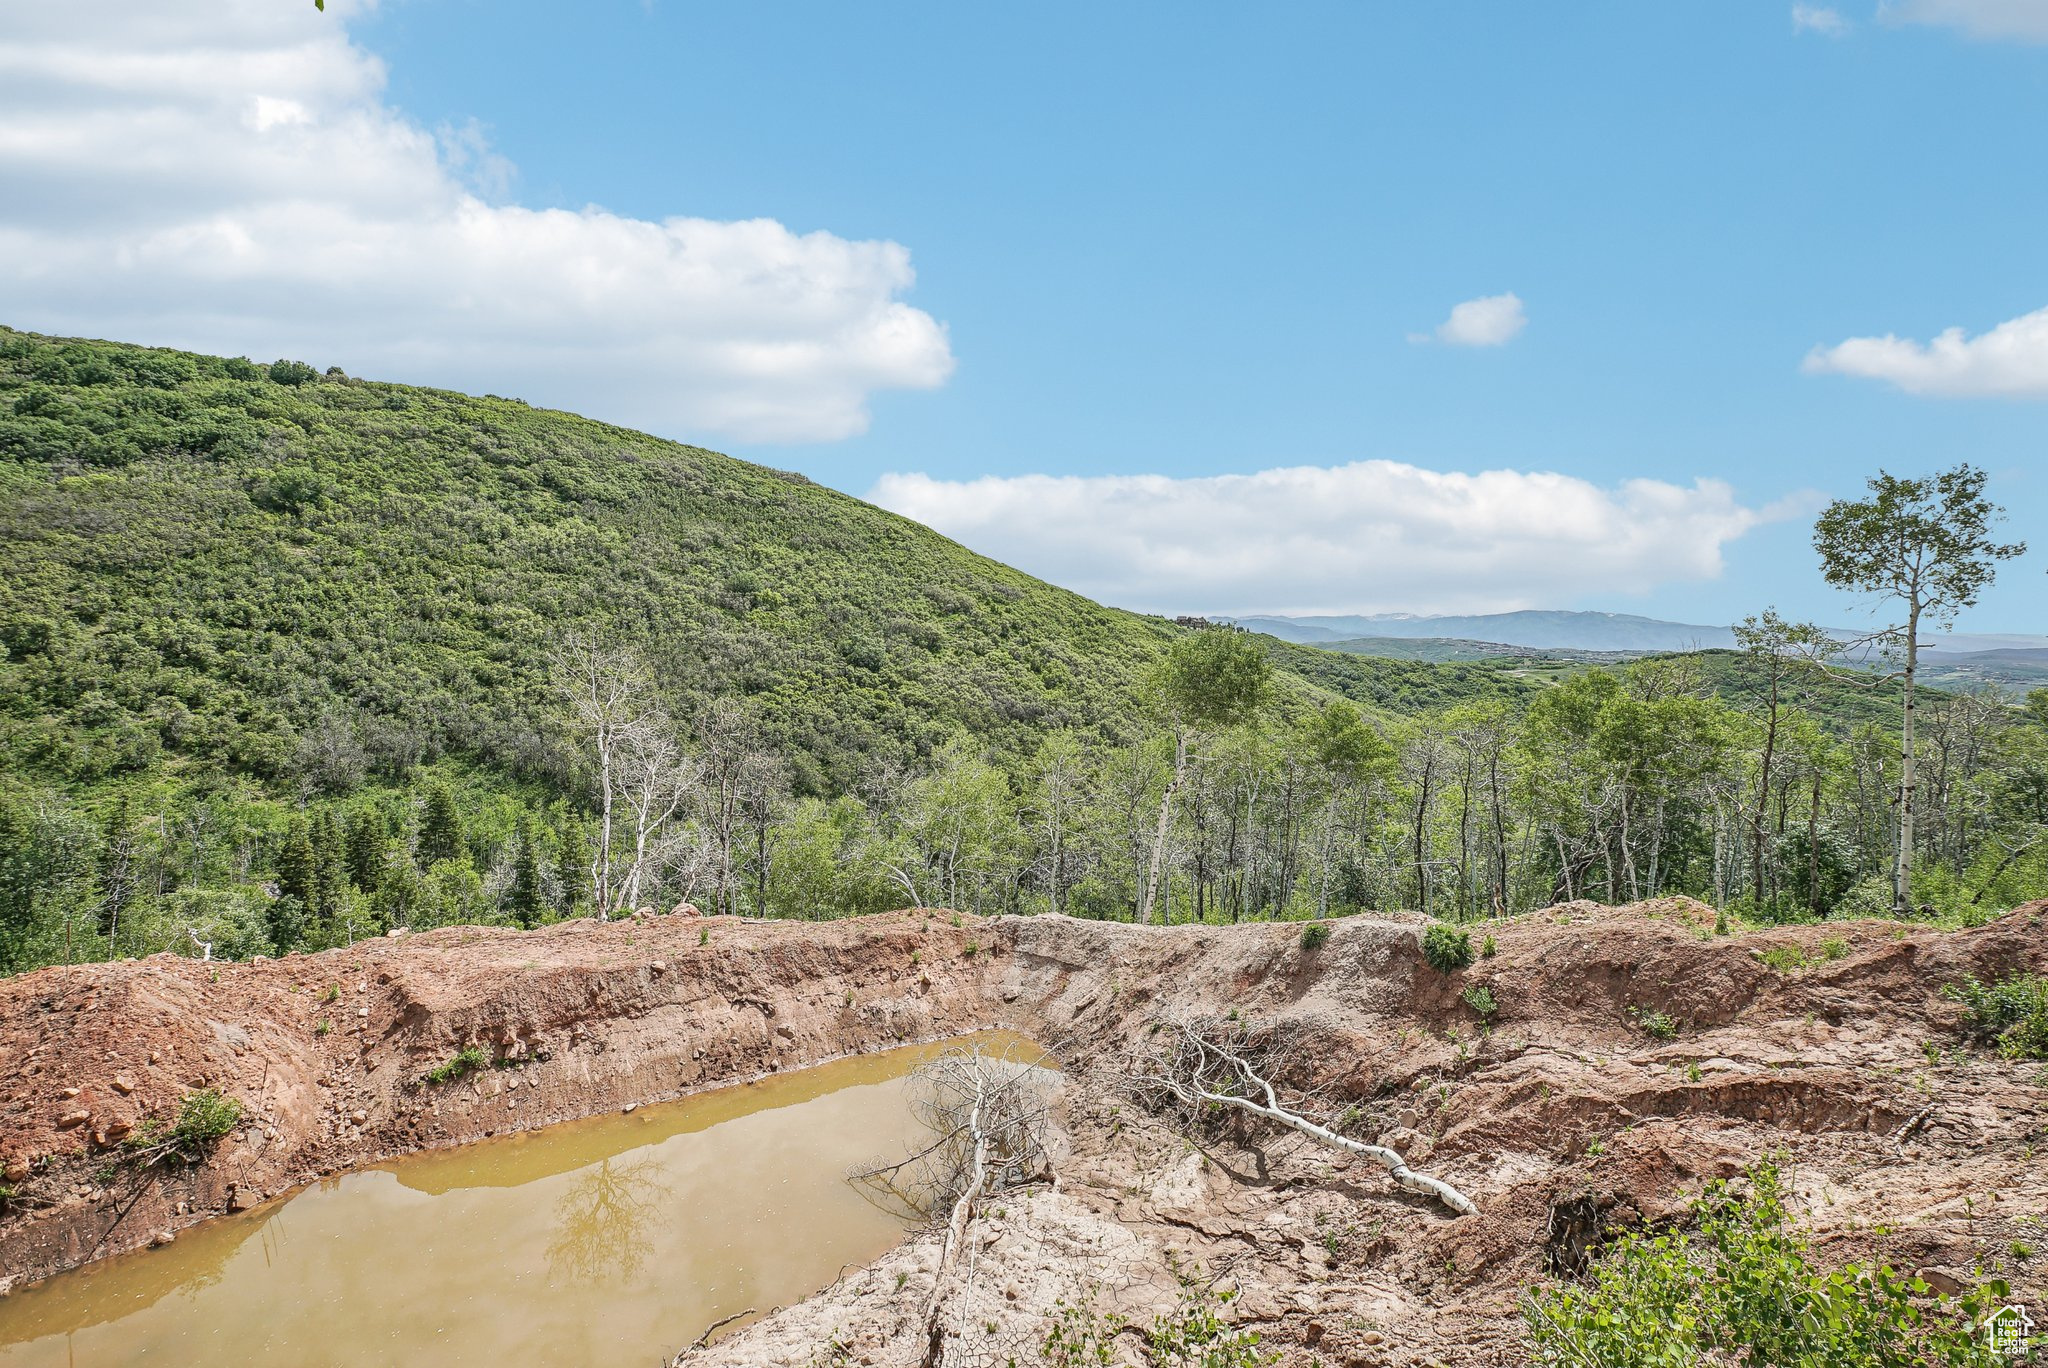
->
[0, 909, 994, 1286]
[4, 898, 2045, 1367]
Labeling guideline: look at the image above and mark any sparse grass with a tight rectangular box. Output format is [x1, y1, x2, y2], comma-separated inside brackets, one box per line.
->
[1945, 974, 2048, 1061]
[1481, 933, 1498, 957]
[1299, 922, 1331, 951]
[1632, 1008, 1679, 1041]
[1757, 945, 1812, 973]
[1421, 923, 1475, 973]
[314, 1019, 331, 1036]
[423, 1046, 491, 1085]
[1819, 936, 1849, 962]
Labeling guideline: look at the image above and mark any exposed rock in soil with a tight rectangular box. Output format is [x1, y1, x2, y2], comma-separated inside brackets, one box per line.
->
[5, 898, 2044, 1367]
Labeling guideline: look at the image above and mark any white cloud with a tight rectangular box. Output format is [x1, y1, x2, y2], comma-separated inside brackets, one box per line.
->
[1882, 0, 2048, 41]
[0, 1, 953, 442]
[1803, 305, 2048, 397]
[1416, 292, 1527, 348]
[1792, 5, 1852, 36]
[868, 461, 1780, 617]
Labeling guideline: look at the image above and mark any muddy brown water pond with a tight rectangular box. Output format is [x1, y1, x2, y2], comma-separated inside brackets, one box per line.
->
[0, 1032, 1047, 1367]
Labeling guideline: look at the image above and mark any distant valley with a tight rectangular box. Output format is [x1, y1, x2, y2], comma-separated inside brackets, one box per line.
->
[1222, 610, 2048, 689]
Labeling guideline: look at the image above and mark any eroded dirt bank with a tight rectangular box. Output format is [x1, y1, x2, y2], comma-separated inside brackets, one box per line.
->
[0, 910, 1000, 1286]
[696, 898, 2048, 1366]
[5, 899, 2045, 1366]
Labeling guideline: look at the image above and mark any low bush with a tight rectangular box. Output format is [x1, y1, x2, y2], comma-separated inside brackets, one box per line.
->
[1421, 923, 1474, 973]
[1523, 1160, 2011, 1366]
[1632, 1008, 1679, 1041]
[171, 1089, 243, 1152]
[423, 1046, 491, 1085]
[1946, 974, 2048, 1060]
[1461, 984, 1498, 1017]
[1299, 922, 1331, 951]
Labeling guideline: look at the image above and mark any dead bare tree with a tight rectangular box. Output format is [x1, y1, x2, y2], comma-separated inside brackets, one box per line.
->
[850, 1040, 1059, 1368]
[1122, 1015, 1477, 1217]
[556, 636, 702, 919]
[557, 636, 655, 918]
[610, 712, 699, 918]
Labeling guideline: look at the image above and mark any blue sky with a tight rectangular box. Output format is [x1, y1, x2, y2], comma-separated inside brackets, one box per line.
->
[5, 2, 2042, 630]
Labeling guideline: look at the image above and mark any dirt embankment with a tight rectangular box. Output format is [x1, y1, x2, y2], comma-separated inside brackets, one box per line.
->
[0, 910, 998, 1285]
[4, 899, 2045, 1365]
[698, 899, 2048, 1366]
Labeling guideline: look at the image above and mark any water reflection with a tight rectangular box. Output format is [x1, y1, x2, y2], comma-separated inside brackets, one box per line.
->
[543, 1156, 673, 1286]
[0, 1033, 1041, 1368]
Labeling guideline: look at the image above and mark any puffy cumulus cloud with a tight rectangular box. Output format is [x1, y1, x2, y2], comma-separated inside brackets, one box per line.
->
[868, 461, 1779, 616]
[0, 0, 953, 442]
[1803, 305, 2048, 397]
[1416, 292, 1527, 347]
[1792, 5, 1852, 36]
[1882, 0, 2048, 41]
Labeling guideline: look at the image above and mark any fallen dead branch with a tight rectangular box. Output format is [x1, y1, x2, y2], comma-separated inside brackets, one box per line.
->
[1121, 1014, 1478, 1217]
[849, 1039, 1060, 1368]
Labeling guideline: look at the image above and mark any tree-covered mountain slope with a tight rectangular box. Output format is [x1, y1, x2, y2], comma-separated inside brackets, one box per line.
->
[0, 327, 1520, 800]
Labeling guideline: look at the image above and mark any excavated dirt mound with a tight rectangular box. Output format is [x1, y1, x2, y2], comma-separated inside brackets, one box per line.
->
[5, 899, 2045, 1366]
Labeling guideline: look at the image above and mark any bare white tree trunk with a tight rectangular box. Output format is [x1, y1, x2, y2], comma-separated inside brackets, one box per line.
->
[558, 638, 657, 921]
[612, 718, 697, 918]
[1139, 729, 1186, 924]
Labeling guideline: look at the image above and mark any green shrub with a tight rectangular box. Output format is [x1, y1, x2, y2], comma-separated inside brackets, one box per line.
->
[1299, 922, 1331, 951]
[1819, 936, 1849, 962]
[1633, 1008, 1679, 1041]
[1421, 923, 1474, 973]
[1522, 1161, 2010, 1367]
[172, 1089, 243, 1151]
[423, 1045, 491, 1085]
[1462, 984, 1498, 1017]
[1945, 974, 2048, 1060]
[1481, 933, 1498, 957]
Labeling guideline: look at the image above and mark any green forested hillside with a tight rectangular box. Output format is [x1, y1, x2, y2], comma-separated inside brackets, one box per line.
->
[0, 329, 1170, 795]
[0, 327, 1539, 966]
[0, 329, 1532, 798]
[3, 327, 2041, 974]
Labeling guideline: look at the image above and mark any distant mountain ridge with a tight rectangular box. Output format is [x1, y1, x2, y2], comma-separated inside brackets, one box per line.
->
[1222, 611, 1738, 651]
[1222, 610, 2046, 658]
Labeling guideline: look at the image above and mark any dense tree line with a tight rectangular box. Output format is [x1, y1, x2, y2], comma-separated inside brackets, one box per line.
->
[5, 626, 2042, 973]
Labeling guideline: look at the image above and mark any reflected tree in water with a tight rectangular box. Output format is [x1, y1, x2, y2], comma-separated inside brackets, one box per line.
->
[544, 1156, 674, 1285]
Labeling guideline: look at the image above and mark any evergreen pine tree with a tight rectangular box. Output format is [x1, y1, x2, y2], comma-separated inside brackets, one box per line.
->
[417, 783, 464, 866]
[556, 821, 588, 918]
[277, 816, 316, 907]
[311, 809, 347, 927]
[344, 807, 386, 893]
[509, 813, 543, 928]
